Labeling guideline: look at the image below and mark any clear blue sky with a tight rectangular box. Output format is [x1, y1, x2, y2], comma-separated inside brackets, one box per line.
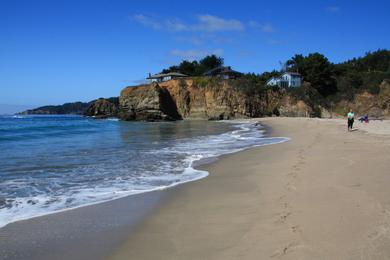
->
[1, 0, 389, 112]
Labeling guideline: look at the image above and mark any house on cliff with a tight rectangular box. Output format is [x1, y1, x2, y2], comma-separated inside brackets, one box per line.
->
[203, 66, 242, 79]
[147, 72, 188, 83]
[267, 72, 302, 88]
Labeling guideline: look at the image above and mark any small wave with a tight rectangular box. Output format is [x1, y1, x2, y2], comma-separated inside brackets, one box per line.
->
[12, 115, 26, 119]
[0, 120, 288, 228]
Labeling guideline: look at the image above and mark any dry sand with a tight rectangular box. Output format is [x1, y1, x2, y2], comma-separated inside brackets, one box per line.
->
[109, 118, 390, 260]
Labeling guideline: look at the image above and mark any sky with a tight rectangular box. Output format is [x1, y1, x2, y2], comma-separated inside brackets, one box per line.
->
[1, 0, 389, 113]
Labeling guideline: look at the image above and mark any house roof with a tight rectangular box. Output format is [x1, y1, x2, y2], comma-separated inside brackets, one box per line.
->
[203, 66, 241, 76]
[147, 72, 188, 79]
[266, 77, 280, 83]
[283, 71, 301, 76]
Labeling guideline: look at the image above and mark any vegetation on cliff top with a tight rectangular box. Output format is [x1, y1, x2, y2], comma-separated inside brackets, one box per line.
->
[162, 50, 390, 102]
[161, 55, 224, 76]
[160, 49, 390, 117]
[286, 50, 390, 111]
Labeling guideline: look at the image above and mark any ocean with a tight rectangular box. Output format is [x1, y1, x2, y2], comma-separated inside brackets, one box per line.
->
[0, 115, 288, 228]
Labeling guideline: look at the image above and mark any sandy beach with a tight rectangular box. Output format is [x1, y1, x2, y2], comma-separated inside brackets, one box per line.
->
[109, 117, 390, 260]
[2, 117, 390, 260]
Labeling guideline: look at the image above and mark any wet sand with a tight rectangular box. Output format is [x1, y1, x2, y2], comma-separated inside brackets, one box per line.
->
[0, 190, 167, 260]
[110, 118, 390, 259]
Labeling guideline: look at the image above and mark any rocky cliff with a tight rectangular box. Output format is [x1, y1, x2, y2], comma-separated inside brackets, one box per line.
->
[90, 78, 390, 121]
[84, 98, 119, 118]
[118, 84, 181, 121]
[118, 79, 313, 121]
[335, 80, 390, 118]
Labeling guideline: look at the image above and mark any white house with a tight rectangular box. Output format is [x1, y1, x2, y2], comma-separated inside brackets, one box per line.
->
[266, 72, 302, 88]
[147, 72, 188, 83]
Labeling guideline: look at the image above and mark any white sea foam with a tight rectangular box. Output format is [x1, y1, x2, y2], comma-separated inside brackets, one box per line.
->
[0, 120, 288, 228]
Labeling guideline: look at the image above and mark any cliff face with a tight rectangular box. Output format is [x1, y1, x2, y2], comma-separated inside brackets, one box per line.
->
[84, 98, 119, 118]
[158, 79, 249, 120]
[118, 84, 181, 121]
[335, 80, 390, 118]
[118, 79, 312, 121]
[278, 97, 313, 117]
[22, 79, 389, 120]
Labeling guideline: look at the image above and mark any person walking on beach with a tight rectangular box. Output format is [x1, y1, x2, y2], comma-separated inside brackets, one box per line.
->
[347, 109, 355, 131]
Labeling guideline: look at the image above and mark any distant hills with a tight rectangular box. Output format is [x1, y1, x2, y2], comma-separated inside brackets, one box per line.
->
[18, 102, 93, 115]
[18, 98, 119, 115]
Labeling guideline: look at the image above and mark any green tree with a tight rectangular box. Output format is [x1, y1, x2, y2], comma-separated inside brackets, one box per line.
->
[333, 49, 390, 96]
[177, 60, 198, 76]
[160, 55, 224, 76]
[289, 53, 337, 96]
[199, 55, 224, 72]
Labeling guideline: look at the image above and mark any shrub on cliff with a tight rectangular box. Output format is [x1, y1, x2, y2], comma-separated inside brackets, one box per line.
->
[284, 82, 325, 117]
[231, 74, 266, 96]
[230, 72, 280, 96]
[192, 77, 211, 88]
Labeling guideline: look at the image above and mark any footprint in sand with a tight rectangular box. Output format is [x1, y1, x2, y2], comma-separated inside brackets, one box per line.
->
[287, 171, 297, 178]
[291, 225, 301, 234]
[270, 241, 300, 258]
[274, 213, 289, 225]
[286, 182, 297, 191]
[292, 165, 300, 171]
[279, 212, 291, 223]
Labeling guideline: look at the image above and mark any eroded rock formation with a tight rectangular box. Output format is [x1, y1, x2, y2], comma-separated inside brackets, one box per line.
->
[84, 98, 119, 118]
[118, 79, 313, 121]
[118, 84, 181, 121]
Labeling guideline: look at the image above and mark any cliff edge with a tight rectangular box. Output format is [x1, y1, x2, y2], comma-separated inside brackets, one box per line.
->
[118, 78, 313, 121]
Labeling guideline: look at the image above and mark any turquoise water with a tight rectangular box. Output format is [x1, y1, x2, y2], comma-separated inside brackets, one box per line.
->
[0, 115, 288, 227]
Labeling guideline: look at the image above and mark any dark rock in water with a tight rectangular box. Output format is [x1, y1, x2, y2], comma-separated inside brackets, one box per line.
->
[27, 199, 38, 205]
[0, 197, 6, 209]
[84, 98, 119, 118]
[0, 197, 14, 209]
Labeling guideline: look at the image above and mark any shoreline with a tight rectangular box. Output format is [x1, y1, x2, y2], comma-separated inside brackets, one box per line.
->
[0, 119, 283, 260]
[0, 119, 279, 229]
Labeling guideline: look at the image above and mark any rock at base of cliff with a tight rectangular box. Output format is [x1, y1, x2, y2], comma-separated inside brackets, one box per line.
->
[118, 84, 181, 121]
[84, 98, 119, 118]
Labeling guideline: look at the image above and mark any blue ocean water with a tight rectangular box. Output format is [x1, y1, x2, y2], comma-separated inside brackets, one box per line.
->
[0, 115, 288, 228]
